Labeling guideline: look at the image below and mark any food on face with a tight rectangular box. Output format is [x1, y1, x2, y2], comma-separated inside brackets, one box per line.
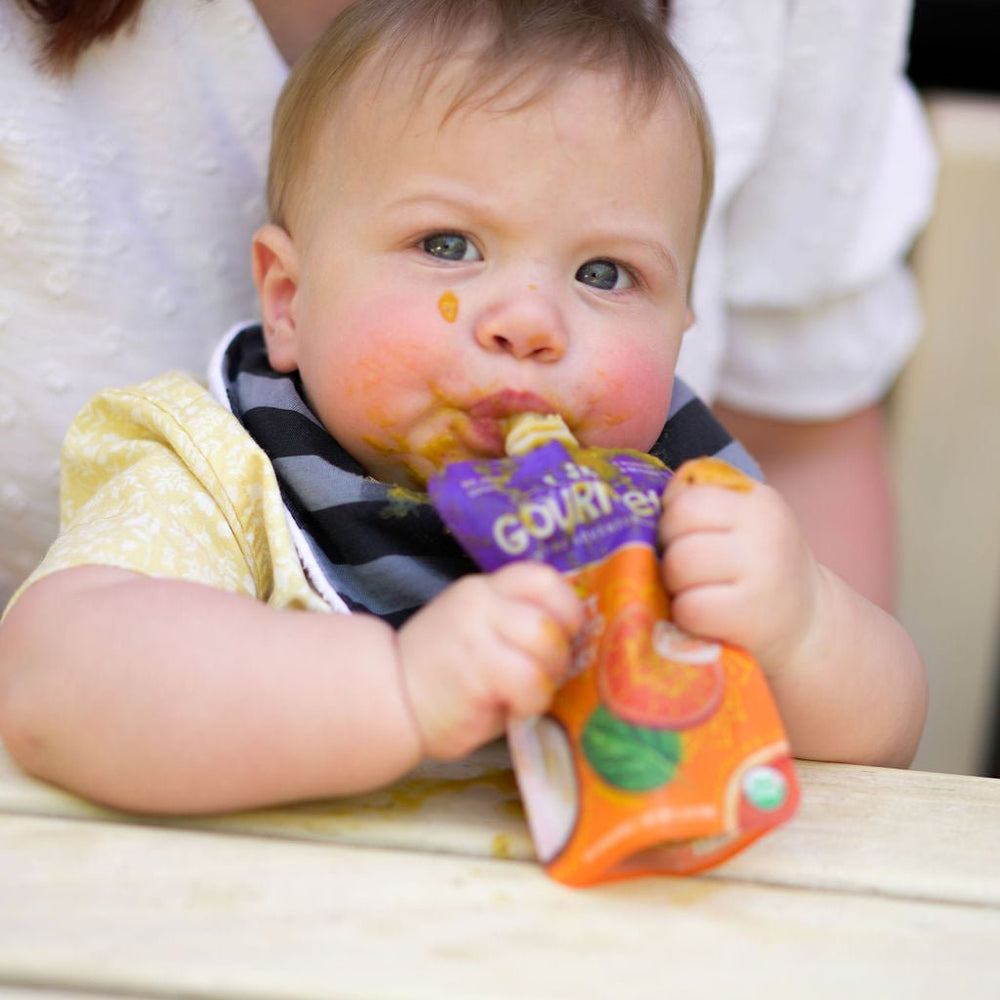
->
[438, 290, 459, 323]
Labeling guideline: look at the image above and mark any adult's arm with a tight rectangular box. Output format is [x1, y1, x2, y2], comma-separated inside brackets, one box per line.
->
[714, 403, 895, 610]
[699, 3, 936, 607]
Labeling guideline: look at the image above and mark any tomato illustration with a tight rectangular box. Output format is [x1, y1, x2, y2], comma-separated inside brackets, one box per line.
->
[597, 606, 725, 729]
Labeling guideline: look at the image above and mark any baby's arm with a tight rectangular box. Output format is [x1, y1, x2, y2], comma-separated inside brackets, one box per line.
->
[0, 562, 580, 813]
[658, 464, 927, 767]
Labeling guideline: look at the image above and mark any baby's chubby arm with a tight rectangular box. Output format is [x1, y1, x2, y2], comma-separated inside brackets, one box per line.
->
[0, 562, 580, 813]
[658, 461, 927, 767]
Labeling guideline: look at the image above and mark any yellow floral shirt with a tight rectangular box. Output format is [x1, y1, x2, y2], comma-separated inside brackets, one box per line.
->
[5, 372, 333, 617]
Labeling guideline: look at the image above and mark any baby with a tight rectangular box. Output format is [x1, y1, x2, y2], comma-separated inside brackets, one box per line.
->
[0, 0, 926, 813]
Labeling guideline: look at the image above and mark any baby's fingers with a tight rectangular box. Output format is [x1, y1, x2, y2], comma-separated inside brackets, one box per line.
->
[660, 458, 755, 540]
[492, 598, 571, 692]
[659, 484, 742, 551]
[661, 530, 741, 596]
[490, 562, 584, 637]
[488, 563, 582, 713]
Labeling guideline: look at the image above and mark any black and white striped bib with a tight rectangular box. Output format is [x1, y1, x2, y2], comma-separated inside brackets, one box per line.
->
[214, 323, 757, 626]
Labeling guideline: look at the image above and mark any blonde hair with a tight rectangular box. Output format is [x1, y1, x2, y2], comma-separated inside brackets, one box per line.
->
[268, 0, 714, 249]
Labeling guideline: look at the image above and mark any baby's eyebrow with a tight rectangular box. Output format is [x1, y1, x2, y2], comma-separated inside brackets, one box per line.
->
[387, 184, 502, 221]
[635, 237, 680, 280]
[589, 229, 680, 281]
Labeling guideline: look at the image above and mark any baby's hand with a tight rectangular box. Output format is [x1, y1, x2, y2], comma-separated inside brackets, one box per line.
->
[396, 562, 583, 760]
[658, 459, 822, 675]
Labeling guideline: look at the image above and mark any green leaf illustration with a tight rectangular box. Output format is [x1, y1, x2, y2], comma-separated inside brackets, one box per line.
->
[581, 704, 682, 791]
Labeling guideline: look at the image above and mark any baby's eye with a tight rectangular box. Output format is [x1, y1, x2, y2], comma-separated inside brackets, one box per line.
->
[576, 259, 634, 291]
[421, 233, 482, 262]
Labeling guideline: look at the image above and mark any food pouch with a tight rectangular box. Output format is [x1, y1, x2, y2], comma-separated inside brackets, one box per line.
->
[428, 414, 799, 887]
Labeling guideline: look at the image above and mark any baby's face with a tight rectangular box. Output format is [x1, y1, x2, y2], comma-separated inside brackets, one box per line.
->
[276, 55, 704, 488]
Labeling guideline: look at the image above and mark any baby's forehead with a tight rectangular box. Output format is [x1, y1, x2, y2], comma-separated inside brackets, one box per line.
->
[273, 15, 712, 238]
[354, 32, 675, 127]
[322, 49, 699, 191]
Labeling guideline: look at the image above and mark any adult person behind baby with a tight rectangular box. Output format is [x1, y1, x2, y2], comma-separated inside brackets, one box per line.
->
[0, 0, 926, 814]
[0, 0, 936, 614]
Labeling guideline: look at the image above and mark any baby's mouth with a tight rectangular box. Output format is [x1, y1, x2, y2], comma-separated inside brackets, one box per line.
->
[461, 390, 560, 455]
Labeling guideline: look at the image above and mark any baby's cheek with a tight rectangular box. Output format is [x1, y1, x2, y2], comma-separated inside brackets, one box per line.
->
[586, 355, 674, 448]
[338, 315, 432, 405]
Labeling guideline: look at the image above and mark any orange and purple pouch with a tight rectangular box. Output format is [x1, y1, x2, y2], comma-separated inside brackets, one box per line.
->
[428, 415, 798, 887]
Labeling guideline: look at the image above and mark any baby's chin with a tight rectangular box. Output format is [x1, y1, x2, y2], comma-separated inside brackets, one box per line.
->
[397, 448, 479, 492]
[353, 428, 447, 491]
[393, 428, 504, 488]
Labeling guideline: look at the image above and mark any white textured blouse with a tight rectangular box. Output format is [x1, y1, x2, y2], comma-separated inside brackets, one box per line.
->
[0, 0, 936, 604]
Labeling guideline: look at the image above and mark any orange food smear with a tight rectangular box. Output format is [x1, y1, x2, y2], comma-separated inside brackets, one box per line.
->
[438, 290, 459, 323]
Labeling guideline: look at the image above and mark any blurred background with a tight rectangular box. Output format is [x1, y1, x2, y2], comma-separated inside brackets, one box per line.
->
[893, 0, 1000, 776]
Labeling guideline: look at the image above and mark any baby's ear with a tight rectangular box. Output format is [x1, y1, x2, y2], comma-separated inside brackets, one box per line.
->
[682, 305, 695, 335]
[252, 224, 300, 373]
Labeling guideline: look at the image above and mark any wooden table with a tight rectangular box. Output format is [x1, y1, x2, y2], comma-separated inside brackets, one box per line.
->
[2, 740, 999, 1000]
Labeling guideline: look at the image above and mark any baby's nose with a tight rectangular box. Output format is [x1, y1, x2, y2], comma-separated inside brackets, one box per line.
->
[473, 290, 568, 362]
